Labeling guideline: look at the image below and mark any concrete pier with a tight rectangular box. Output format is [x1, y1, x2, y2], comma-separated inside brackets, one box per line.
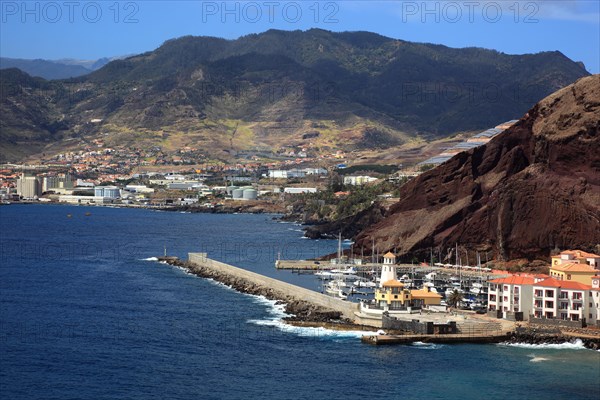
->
[188, 253, 359, 320]
[161, 253, 518, 344]
[362, 332, 511, 345]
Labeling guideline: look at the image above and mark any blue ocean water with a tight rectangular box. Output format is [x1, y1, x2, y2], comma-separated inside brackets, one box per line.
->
[1, 204, 599, 400]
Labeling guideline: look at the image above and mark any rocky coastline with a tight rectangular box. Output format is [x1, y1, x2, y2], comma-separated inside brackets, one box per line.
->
[507, 326, 600, 351]
[156, 200, 287, 215]
[159, 256, 353, 325]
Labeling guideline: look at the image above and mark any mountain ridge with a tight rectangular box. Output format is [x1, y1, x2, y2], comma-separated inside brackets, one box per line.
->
[0, 55, 128, 80]
[0, 29, 590, 162]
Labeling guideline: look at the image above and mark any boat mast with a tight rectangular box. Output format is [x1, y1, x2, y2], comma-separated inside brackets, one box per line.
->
[455, 243, 458, 275]
[337, 231, 342, 264]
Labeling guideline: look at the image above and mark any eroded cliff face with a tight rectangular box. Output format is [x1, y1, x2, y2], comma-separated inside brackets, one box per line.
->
[354, 75, 600, 261]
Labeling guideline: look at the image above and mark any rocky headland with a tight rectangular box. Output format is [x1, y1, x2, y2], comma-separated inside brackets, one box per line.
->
[354, 75, 600, 261]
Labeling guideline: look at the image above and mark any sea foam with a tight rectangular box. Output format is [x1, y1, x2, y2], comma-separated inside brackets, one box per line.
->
[411, 341, 445, 350]
[529, 355, 549, 362]
[499, 339, 587, 350]
[246, 295, 378, 340]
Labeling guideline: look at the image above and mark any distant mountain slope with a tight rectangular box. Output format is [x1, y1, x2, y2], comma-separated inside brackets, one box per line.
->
[0, 29, 590, 162]
[0, 55, 126, 80]
[0, 57, 92, 79]
[353, 75, 600, 261]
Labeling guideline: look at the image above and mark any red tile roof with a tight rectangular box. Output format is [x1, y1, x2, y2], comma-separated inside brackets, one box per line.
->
[534, 277, 591, 290]
[560, 250, 600, 258]
[489, 276, 535, 285]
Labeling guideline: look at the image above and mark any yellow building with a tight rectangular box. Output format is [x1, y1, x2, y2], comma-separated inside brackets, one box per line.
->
[410, 287, 444, 307]
[376, 280, 407, 309]
[376, 280, 442, 310]
[549, 262, 598, 285]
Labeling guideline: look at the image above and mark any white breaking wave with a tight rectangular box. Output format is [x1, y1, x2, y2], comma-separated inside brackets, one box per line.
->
[529, 355, 549, 362]
[411, 341, 445, 350]
[155, 263, 377, 341]
[140, 257, 159, 261]
[499, 339, 587, 350]
[246, 295, 378, 340]
[248, 317, 379, 340]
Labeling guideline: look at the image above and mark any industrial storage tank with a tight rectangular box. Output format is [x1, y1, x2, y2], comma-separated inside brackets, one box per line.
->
[232, 188, 244, 199]
[242, 189, 258, 200]
[226, 186, 239, 195]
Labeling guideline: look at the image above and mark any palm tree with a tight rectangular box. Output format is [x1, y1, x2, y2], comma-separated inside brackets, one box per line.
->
[448, 289, 463, 309]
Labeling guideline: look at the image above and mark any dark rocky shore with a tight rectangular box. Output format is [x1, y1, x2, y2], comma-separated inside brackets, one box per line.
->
[159, 257, 354, 325]
[508, 326, 600, 351]
[156, 200, 286, 215]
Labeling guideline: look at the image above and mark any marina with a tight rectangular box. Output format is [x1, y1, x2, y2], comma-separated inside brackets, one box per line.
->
[156, 250, 519, 341]
[279, 257, 501, 313]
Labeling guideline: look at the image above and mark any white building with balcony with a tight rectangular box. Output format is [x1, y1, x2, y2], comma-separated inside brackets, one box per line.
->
[488, 276, 535, 317]
[94, 186, 120, 199]
[532, 277, 591, 322]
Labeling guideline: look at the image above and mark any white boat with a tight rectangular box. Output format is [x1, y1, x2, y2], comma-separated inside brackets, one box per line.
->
[315, 271, 333, 279]
[325, 280, 347, 299]
[424, 272, 437, 281]
[470, 287, 481, 295]
[353, 280, 377, 288]
[330, 273, 360, 281]
[331, 267, 358, 275]
[445, 287, 464, 297]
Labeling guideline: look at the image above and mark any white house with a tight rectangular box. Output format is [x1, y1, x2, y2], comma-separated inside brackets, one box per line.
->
[269, 169, 306, 179]
[488, 276, 536, 317]
[343, 175, 378, 186]
[532, 277, 591, 322]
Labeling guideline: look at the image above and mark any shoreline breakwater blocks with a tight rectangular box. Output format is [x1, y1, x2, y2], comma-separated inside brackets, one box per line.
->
[187, 253, 359, 321]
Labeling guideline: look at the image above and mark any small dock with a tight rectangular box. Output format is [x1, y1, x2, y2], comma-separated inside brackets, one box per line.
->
[361, 332, 511, 345]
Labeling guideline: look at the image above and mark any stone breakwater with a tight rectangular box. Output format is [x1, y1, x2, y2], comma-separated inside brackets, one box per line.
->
[507, 326, 600, 350]
[159, 256, 359, 325]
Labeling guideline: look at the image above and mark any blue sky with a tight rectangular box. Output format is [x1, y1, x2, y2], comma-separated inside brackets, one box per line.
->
[1, 1, 599, 73]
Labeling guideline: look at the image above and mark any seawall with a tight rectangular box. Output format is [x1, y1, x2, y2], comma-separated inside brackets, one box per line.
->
[186, 253, 359, 321]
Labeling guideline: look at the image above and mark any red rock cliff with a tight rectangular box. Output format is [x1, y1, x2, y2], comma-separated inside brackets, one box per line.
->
[354, 75, 600, 261]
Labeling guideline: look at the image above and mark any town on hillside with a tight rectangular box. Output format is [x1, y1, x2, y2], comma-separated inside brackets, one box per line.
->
[1, 120, 517, 208]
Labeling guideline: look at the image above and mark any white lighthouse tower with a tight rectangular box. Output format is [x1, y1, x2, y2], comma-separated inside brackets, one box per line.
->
[379, 252, 397, 287]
